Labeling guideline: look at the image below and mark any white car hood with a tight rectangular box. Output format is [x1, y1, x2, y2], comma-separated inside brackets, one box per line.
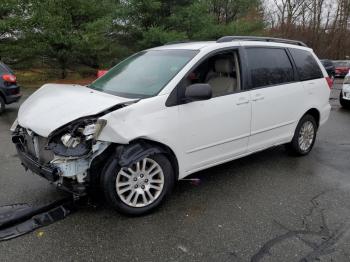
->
[18, 84, 135, 137]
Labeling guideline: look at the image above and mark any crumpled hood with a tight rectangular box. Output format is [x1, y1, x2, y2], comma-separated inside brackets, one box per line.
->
[18, 84, 135, 137]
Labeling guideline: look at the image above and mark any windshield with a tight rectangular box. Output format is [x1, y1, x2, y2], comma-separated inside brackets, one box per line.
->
[89, 49, 198, 98]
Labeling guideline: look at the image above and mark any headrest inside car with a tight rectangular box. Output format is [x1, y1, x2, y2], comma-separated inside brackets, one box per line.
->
[215, 59, 235, 74]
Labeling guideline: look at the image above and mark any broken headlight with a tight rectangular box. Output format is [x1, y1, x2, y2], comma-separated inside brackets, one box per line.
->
[80, 119, 107, 140]
[61, 134, 81, 148]
[49, 119, 107, 157]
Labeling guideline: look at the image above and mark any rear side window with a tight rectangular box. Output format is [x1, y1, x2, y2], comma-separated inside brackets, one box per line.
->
[290, 49, 323, 81]
[246, 48, 294, 88]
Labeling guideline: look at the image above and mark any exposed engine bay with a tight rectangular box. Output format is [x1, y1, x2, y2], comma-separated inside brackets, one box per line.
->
[12, 117, 111, 195]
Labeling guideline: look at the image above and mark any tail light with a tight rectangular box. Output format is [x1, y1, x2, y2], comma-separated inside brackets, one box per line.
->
[325, 77, 333, 89]
[2, 74, 16, 83]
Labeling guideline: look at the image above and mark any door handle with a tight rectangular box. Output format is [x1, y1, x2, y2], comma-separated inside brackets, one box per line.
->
[252, 94, 264, 101]
[236, 97, 249, 105]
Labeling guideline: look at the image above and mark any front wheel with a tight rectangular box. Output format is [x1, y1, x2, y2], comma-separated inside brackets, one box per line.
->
[286, 114, 317, 156]
[102, 154, 174, 216]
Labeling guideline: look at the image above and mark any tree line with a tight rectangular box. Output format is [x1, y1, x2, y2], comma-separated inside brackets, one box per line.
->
[0, 0, 349, 78]
[265, 0, 350, 60]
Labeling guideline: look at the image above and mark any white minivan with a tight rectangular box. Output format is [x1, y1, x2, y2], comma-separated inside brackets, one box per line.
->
[11, 36, 332, 215]
[340, 70, 350, 108]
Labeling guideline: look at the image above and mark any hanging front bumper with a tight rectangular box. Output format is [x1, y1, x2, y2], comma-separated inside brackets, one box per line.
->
[15, 144, 60, 182]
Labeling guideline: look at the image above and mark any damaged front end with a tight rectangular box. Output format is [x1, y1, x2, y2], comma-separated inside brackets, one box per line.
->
[12, 117, 111, 196]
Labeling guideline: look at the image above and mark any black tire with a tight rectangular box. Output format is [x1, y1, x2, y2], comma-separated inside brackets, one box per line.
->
[0, 96, 5, 115]
[340, 92, 350, 109]
[286, 114, 317, 156]
[101, 154, 174, 216]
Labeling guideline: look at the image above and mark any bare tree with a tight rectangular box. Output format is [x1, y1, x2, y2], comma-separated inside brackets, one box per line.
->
[264, 0, 350, 59]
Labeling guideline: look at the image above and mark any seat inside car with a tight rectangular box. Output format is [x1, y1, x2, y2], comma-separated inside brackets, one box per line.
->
[206, 58, 237, 97]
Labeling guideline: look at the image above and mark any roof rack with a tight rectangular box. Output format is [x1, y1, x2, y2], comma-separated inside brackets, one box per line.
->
[164, 41, 191, 45]
[216, 36, 307, 47]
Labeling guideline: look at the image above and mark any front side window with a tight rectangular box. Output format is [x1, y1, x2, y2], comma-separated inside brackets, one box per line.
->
[290, 49, 323, 81]
[180, 50, 241, 98]
[89, 50, 198, 98]
[246, 48, 294, 89]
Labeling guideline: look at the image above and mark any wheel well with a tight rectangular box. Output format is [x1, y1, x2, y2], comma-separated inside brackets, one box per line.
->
[304, 108, 320, 127]
[129, 138, 180, 181]
[89, 139, 180, 192]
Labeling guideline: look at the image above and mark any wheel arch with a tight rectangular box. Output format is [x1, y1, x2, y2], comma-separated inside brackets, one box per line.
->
[127, 138, 180, 181]
[303, 108, 320, 128]
[93, 138, 180, 183]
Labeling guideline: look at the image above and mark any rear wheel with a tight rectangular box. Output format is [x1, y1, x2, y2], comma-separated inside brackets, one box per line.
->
[0, 96, 5, 115]
[102, 154, 174, 216]
[286, 114, 317, 156]
[340, 92, 350, 109]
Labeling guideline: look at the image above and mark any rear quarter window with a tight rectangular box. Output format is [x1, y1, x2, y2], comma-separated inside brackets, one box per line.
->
[246, 47, 294, 89]
[290, 49, 323, 81]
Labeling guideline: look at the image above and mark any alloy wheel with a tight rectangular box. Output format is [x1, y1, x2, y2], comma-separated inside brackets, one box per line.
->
[298, 121, 315, 152]
[116, 158, 165, 208]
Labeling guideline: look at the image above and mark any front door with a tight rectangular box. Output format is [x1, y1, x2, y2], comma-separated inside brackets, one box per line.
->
[176, 49, 251, 174]
[179, 93, 251, 174]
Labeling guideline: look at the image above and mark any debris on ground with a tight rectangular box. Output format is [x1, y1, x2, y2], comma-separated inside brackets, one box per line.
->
[0, 197, 77, 241]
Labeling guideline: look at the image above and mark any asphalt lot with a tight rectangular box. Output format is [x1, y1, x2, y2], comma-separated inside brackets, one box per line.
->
[0, 81, 349, 262]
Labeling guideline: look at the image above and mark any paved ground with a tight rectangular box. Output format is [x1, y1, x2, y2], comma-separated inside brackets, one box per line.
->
[0, 81, 349, 262]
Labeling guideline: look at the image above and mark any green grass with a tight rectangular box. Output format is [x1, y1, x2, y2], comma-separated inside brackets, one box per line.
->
[15, 68, 97, 88]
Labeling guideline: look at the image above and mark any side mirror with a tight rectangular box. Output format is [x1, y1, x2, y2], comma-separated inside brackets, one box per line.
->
[184, 84, 212, 102]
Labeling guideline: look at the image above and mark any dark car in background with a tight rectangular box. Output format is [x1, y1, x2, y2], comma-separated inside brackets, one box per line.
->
[0, 62, 21, 114]
[334, 60, 350, 78]
[320, 59, 335, 79]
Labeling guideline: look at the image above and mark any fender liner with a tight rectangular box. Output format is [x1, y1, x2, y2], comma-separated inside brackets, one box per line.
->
[115, 141, 165, 168]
